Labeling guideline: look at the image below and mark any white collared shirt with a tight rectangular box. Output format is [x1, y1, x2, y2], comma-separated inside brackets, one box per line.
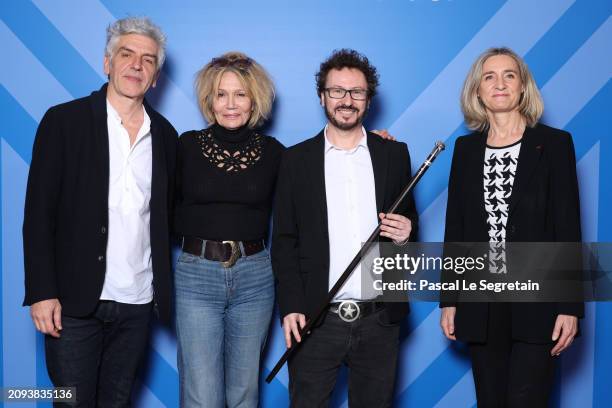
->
[324, 125, 381, 301]
[100, 100, 153, 304]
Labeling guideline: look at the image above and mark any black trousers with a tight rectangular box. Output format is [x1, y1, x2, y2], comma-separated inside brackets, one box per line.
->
[288, 309, 400, 408]
[468, 303, 556, 408]
[45, 300, 152, 408]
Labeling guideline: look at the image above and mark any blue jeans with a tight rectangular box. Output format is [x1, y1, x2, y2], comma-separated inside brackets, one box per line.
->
[175, 247, 274, 408]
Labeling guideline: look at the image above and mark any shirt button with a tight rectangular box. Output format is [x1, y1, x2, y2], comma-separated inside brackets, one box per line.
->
[98, 255, 105, 262]
[101, 226, 106, 234]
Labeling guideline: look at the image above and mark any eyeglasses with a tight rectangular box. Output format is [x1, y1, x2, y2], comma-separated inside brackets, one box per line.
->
[210, 56, 253, 70]
[324, 87, 368, 100]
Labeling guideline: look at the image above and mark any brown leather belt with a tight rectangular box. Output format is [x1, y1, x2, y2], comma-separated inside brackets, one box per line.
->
[181, 236, 265, 268]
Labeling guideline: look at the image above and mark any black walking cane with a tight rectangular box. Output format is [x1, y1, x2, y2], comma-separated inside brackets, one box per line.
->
[265, 141, 446, 383]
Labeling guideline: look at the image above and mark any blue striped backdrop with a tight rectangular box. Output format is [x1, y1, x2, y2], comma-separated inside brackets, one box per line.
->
[1, 1, 610, 406]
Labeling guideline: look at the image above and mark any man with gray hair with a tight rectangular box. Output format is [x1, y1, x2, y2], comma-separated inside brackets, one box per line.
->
[23, 17, 176, 406]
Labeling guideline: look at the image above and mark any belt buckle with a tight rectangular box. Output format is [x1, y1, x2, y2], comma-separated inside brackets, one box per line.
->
[221, 241, 240, 268]
[338, 300, 360, 322]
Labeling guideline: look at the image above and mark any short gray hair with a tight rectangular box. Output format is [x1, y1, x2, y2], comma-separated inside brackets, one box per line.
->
[105, 17, 167, 70]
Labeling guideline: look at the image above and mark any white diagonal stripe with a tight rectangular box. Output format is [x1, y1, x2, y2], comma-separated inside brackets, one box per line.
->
[0, 21, 72, 121]
[434, 369, 476, 408]
[558, 142, 600, 408]
[32, 0, 202, 134]
[389, 0, 575, 167]
[134, 380, 167, 408]
[2, 139, 36, 398]
[541, 17, 612, 128]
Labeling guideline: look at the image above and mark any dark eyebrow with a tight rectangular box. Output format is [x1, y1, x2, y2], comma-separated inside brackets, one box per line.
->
[327, 86, 366, 90]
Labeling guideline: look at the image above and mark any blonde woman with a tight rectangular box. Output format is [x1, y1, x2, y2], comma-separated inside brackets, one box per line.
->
[440, 47, 582, 406]
[174, 52, 283, 408]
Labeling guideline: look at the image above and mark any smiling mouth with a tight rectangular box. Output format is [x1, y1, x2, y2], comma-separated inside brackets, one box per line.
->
[336, 108, 357, 114]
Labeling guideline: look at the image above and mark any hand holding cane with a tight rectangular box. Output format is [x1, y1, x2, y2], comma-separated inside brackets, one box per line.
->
[266, 141, 445, 383]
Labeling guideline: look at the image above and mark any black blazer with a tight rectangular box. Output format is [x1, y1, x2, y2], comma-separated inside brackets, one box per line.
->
[23, 84, 177, 324]
[441, 123, 583, 343]
[272, 131, 418, 325]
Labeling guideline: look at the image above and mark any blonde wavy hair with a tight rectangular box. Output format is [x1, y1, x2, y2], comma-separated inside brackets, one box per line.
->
[195, 51, 274, 129]
[460, 47, 543, 131]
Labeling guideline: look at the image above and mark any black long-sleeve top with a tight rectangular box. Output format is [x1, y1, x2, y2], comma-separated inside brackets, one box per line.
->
[174, 124, 285, 241]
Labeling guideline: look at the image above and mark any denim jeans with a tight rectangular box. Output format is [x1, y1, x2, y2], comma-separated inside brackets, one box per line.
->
[175, 247, 274, 408]
[45, 300, 152, 408]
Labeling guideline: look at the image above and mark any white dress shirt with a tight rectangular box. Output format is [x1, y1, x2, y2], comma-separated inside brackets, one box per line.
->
[324, 126, 381, 301]
[100, 100, 153, 304]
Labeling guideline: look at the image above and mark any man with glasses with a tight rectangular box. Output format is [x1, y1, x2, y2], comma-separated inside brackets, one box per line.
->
[272, 49, 418, 407]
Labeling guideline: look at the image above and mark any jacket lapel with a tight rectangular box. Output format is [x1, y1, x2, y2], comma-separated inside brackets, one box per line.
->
[508, 126, 542, 217]
[310, 131, 329, 236]
[472, 132, 490, 240]
[90, 84, 110, 204]
[145, 100, 167, 216]
[366, 133, 388, 213]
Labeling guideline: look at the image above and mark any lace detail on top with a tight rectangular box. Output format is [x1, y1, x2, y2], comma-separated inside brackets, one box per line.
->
[197, 128, 263, 173]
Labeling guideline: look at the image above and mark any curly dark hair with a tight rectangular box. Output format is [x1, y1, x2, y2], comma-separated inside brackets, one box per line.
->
[316, 49, 380, 99]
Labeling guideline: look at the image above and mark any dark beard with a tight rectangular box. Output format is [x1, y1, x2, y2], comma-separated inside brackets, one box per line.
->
[324, 103, 366, 131]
